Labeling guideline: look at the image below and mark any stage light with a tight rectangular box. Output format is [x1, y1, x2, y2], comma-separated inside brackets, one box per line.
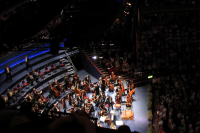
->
[110, 41, 114, 46]
[92, 56, 97, 60]
[148, 75, 153, 79]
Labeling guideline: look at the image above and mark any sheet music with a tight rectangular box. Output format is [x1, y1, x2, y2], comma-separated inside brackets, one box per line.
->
[100, 116, 106, 122]
[116, 121, 123, 125]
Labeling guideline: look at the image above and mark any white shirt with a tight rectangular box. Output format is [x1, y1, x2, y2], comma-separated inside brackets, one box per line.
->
[25, 57, 27, 62]
[111, 115, 114, 121]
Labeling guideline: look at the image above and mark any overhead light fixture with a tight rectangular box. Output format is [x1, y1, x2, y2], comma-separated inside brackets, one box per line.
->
[92, 55, 97, 60]
[110, 41, 114, 46]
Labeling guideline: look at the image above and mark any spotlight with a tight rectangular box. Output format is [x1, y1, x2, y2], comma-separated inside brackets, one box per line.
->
[110, 41, 114, 46]
[92, 56, 97, 60]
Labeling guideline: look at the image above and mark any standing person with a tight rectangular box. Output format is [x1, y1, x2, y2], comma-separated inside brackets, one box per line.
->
[94, 83, 100, 96]
[5, 65, 12, 81]
[25, 55, 32, 71]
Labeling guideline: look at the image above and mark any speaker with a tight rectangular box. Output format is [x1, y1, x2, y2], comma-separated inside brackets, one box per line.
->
[49, 38, 59, 54]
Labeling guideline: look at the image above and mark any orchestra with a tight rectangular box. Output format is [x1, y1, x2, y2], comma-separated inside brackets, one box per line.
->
[2, 69, 135, 130]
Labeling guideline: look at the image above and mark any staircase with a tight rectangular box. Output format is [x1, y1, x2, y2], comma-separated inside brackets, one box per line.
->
[81, 47, 133, 80]
[81, 47, 152, 87]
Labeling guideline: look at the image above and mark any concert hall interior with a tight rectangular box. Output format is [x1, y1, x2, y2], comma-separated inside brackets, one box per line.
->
[3, 0, 200, 133]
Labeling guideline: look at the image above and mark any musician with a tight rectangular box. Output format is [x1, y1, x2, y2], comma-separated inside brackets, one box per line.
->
[99, 92, 106, 103]
[110, 72, 116, 83]
[99, 80, 105, 93]
[85, 75, 91, 83]
[72, 72, 79, 85]
[108, 81, 114, 92]
[7, 89, 15, 104]
[26, 73, 34, 86]
[128, 80, 134, 93]
[106, 96, 114, 111]
[34, 104, 41, 113]
[64, 74, 69, 89]
[32, 88, 40, 102]
[76, 94, 83, 107]
[53, 103, 60, 112]
[126, 93, 132, 108]
[94, 83, 100, 96]
[99, 102, 107, 116]
[48, 83, 55, 99]
[32, 70, 39, 82]
[27, 93, 32, 103]
[110, 111, 117, 126]
[4, 65, 12, 81]
[115, 93, 121, 104]
[25, 55, 32, 70]
[120, 81, 125, 96]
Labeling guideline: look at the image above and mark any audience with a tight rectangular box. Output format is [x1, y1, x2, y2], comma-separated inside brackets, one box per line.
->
[153, 72, 200, 133]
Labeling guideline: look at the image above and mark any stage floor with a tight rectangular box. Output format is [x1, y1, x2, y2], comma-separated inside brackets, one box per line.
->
[56, 70, 149, 133]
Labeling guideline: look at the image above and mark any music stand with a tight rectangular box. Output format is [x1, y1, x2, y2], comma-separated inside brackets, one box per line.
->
[116, 120, 123, 126]
[100, 116, 106, 127]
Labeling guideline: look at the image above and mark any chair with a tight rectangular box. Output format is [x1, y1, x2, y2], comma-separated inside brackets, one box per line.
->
[45, 66, 51, 75]
[51, 64, 56, 70]
[17, 84, 23, 91]
[51, 64, 57, 73]
[59, 60, 64, 67]
[13, 87, 18, 94]
[38, 70, 45, 79]
[45, 66, 50, 73]
[22, 80, 28, 89]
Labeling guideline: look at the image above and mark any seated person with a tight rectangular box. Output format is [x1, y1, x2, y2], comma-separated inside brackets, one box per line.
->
[38, 99, 45, 109]
[32, 70, 39, 82]
[26, 73, 34, 86]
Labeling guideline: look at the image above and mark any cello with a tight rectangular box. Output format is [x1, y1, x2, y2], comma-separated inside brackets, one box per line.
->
[48, 82, 60, 98]
[84, 81, 90, 93]
[108, 82, 114, 92]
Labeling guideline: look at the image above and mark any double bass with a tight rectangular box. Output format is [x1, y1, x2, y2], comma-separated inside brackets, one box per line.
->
[126, 93, 132, 107]
[48, 82, 60, 98]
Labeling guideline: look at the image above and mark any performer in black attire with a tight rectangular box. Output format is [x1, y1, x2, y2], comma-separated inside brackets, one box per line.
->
[5, 65, 12, 81]
[25, 55, 32, 70]
[26, 73, 34, 86]
[32, 70, 39, 82]
[64, 74, 69, 89]
[85, 75, 91, 83]
[94, 83, 100, 96]
[110, 111, 117, 125]
[106, 96, 114, 111]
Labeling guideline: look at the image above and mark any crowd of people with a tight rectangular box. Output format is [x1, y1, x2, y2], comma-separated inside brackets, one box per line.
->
[152, 71, 200, 133]
[140, 0, 198, 7]
[138, 11, 200, 75]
